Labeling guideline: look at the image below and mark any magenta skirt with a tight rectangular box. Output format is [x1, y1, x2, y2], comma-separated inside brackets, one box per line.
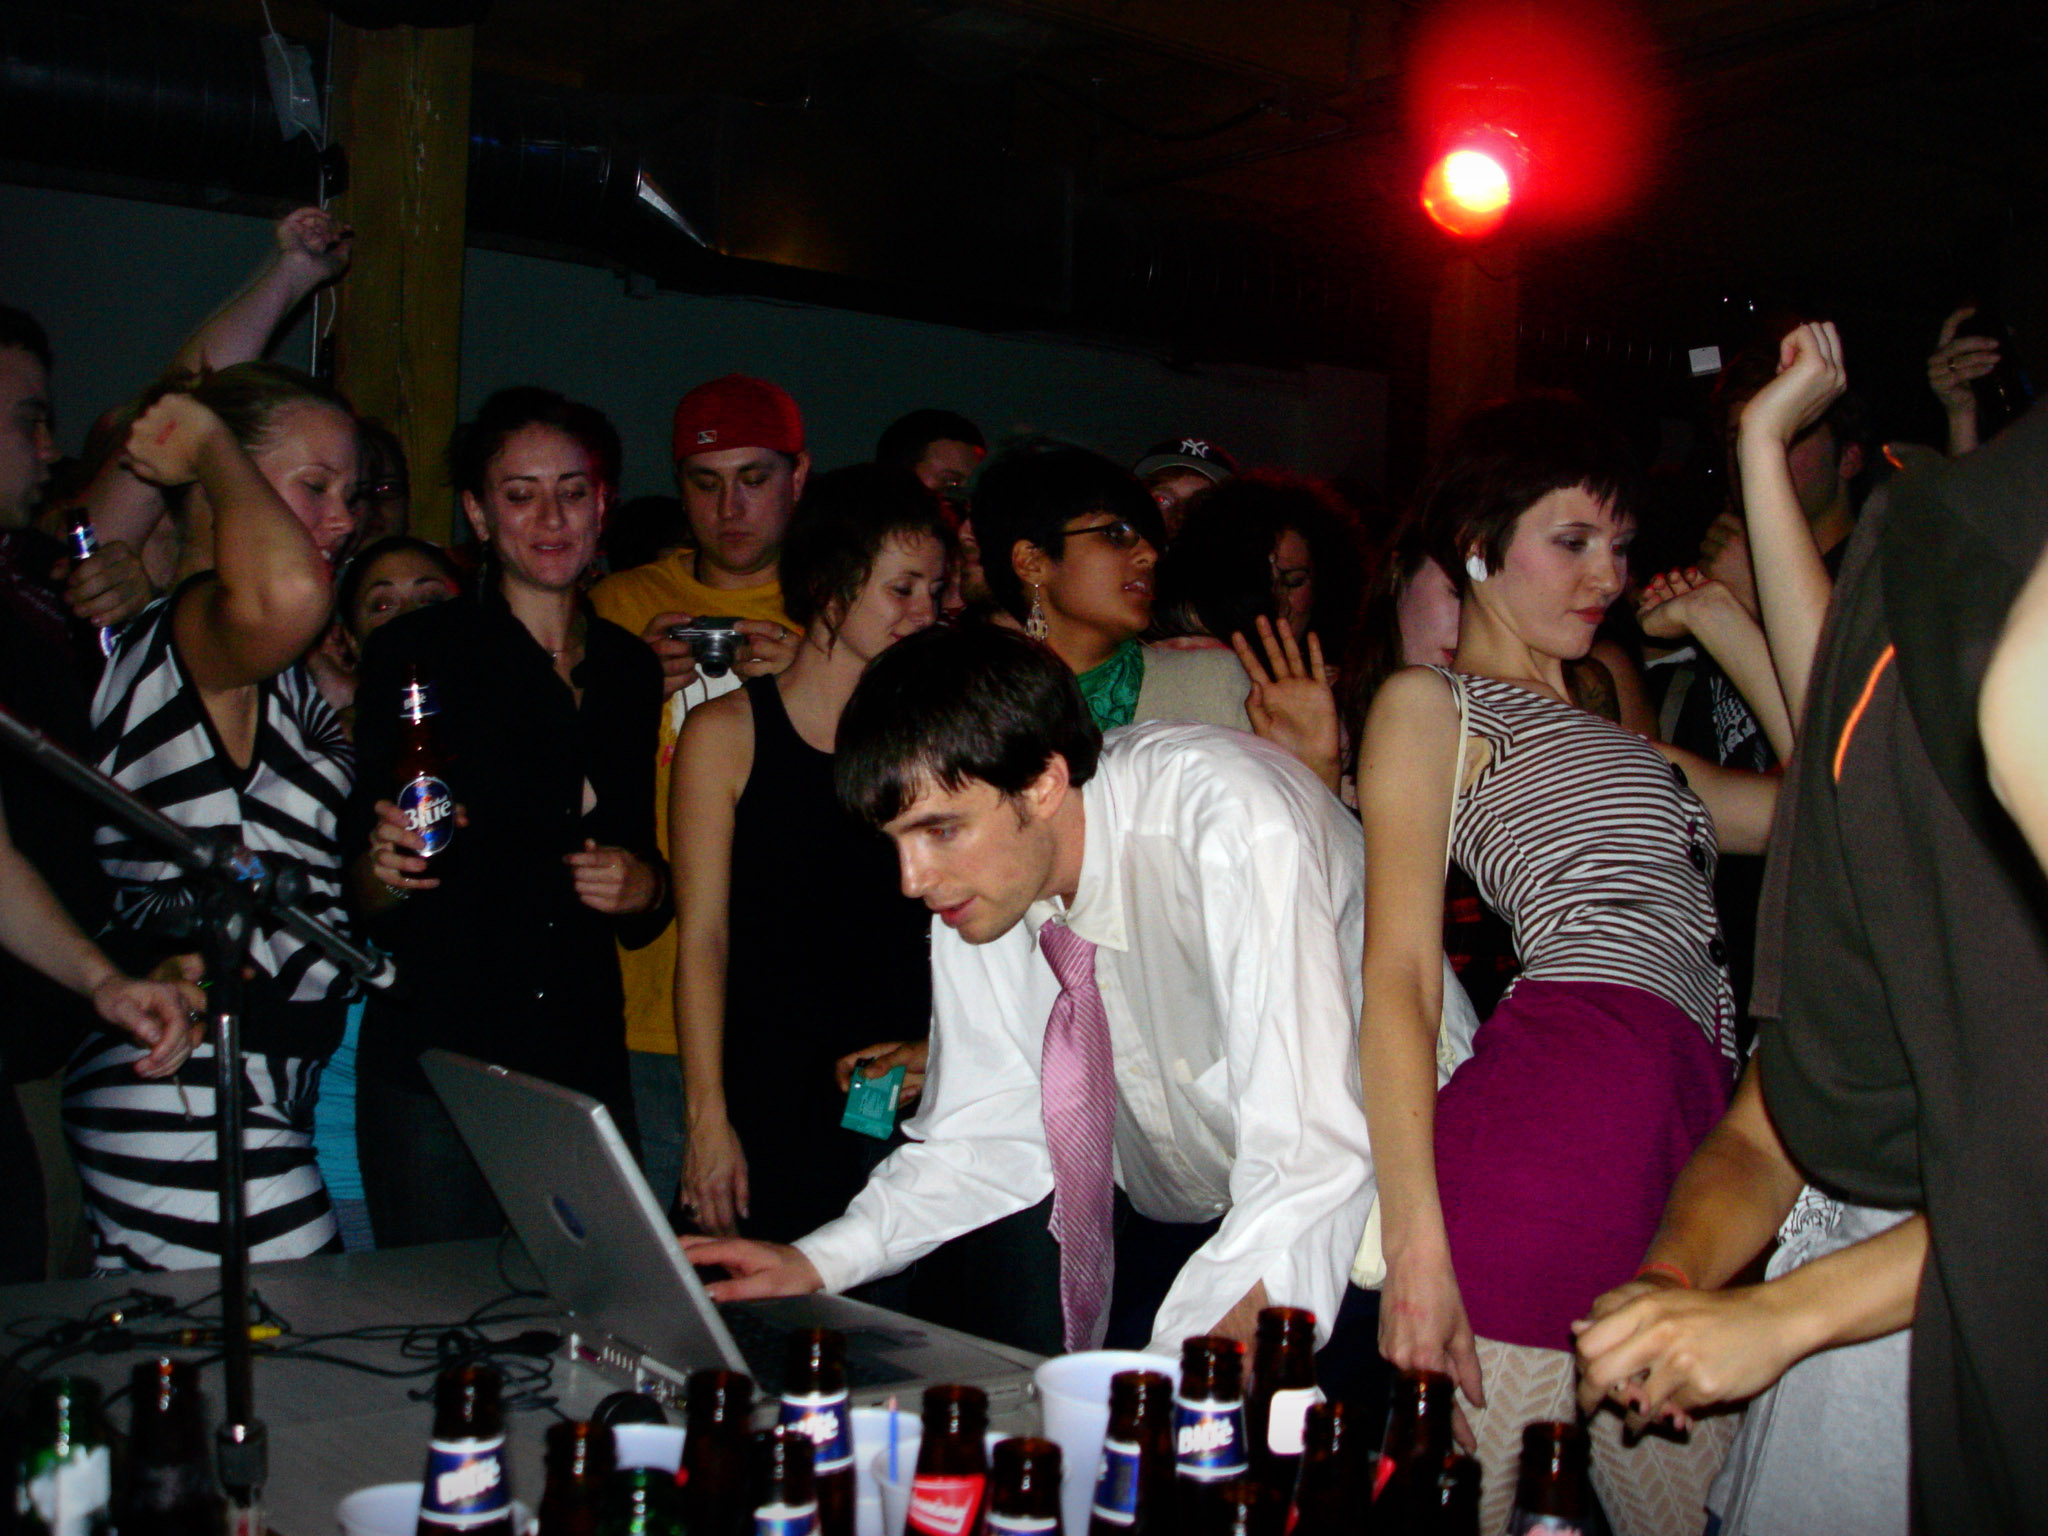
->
[1434, 978, 1733, 1352]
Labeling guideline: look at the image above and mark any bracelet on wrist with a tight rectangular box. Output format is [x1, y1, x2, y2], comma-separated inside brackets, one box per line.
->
[1635, 1259, 1694, 1289]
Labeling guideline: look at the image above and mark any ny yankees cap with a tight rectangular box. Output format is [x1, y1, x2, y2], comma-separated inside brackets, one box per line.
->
[1132, 436, 1239, 483]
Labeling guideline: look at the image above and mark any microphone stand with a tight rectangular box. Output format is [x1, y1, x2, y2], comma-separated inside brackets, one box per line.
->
[0, 707, 391, 1536]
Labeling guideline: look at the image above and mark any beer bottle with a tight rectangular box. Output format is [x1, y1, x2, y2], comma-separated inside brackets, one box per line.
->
[1428, 1454, 1479, 1536]
[1209, 1480, 1281, 1536]
[1956, 308, 2037, 441]
[986, 1438, 1061, 1535]
[748, 1427, 819, 1536]
[1173, 1338, 1248, 1530]
[416, 1364, 513, 1536]
[1371, 1369, 1454, 1526]
[777, 1331, 853, 1536]
[1284, 1400, 1359, 1536]
[13, 1377, 112, 1536]
[1086, 1371, 1173, 1535]
[396, 669, 457, 861]
[1504, 1423, 1589, 1536]
[61, 512, 117, 658]
[1244, 1308, 1320, 1507]
[681, 1369, 753, 1536]
[595, 1469, 682, 1536]
[905, 1384, 989, 1536]
[536, 1421, 614, 1536]
[118, 1359, 221, 1536]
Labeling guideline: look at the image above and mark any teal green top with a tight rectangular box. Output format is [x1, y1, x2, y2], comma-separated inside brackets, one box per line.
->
[1075, 639, 1146, 732]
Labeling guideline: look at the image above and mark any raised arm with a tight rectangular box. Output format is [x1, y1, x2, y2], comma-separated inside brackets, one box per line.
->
[1927, 306, 1997, 459]
[0, 792, 204, 1077]
[172, 207, 352, 377]
[89, 210, 351, 552]
[1355, 667, 1486, 1413]
[1734, 323, 1848, 724]
[1638, 568, 1796, 761]
[670, 693, 753, 1235]
[121, 394, 333, 693]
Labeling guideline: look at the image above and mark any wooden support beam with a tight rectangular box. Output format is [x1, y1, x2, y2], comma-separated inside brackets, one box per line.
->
[1427, 250, 1520, 455]
[328, 22, 473, 545]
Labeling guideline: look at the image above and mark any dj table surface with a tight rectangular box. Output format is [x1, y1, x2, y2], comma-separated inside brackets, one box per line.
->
[0, 1239, 625, 1536]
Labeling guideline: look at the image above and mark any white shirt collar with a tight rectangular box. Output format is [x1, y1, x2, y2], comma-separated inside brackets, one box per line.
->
[1022, 769, 1128, 953]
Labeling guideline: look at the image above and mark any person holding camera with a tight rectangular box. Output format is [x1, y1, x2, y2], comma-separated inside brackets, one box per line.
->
[347, 387, 669, 1248]
[590, 374, 805, 1209]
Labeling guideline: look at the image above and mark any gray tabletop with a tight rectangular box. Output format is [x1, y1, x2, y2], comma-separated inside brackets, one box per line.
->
[0, 1240, 619, 1536]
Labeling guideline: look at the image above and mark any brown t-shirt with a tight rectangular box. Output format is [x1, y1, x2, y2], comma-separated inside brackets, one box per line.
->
[1755, 405, 2048, 1532]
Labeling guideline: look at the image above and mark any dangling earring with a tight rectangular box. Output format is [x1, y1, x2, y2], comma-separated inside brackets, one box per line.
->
[1026, 583, 1050, 642]
[1464, 552, 1490, 585]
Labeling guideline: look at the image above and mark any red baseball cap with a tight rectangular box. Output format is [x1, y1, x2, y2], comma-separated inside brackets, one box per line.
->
[671, 374, 805, 464]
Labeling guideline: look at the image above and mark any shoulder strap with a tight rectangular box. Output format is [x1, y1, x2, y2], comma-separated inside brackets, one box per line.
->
[1444, 670, 1469, 878]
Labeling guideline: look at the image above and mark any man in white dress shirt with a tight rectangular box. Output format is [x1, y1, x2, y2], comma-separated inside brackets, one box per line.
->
[686, 624, 1473, 1357]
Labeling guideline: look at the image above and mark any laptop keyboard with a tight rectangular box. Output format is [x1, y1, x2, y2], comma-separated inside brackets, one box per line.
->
[718, 1305, 918, 1395]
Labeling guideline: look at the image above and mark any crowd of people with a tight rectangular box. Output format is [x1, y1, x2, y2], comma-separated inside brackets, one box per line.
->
[1, 205, 2042, 1536]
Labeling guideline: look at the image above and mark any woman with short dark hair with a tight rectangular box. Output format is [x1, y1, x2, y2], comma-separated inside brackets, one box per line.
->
[669, 463, 950, 1243]
[1356, 394, 1776, 1533]
[347, 386, 666, 1247]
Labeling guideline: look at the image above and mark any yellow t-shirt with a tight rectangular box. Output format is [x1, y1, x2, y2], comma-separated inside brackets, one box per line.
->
[589, 552, 793, 1056]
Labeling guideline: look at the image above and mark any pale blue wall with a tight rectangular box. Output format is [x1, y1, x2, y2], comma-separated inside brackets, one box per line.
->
[1, 182, 1387, 502]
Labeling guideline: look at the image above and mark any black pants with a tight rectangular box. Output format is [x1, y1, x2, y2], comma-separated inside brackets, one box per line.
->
[356, 1073, 506, 1248]
[0, 1082, 46, 1283]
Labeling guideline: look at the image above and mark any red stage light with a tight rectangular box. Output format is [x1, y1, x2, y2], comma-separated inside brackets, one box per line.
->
[1422, 146, 1514, 237]
[1421, 128, 1524, 239]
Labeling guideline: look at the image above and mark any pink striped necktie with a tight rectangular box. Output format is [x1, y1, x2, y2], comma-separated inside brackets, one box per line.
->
[1037, 918, 1118, 1352]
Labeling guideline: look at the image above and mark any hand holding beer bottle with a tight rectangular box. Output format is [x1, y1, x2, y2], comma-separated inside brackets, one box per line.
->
[368, 670, 466, 897]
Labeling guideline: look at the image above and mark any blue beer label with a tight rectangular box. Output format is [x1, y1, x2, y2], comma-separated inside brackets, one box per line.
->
[777, 1389, 853, 1474]
[400, 774, 456, 855]
[1173, 1396, 1247, 1482]
[1091, 1437, 1143, 1525]
[419, 1435, 509, 1530]
[752, 1501, 819, 1535]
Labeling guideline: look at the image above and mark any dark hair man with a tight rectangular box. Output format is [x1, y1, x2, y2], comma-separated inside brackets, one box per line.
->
[685, 623, 1477, 1361]
[877, 409, 986, 505]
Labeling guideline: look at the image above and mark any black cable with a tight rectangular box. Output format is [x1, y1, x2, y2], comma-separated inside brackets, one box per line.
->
[3, 1286, 565, 1419]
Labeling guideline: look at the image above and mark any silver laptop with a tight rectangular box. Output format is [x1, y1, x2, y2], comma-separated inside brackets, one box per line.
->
[423, 1049, 1041, 1413]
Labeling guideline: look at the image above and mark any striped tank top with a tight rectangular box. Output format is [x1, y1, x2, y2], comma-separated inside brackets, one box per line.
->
[1437, 667, 1738, 1060]
[90, 586, 356, 1033]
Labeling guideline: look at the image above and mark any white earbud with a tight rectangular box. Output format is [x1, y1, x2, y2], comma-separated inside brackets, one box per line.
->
[1464, 552, 1490, 584]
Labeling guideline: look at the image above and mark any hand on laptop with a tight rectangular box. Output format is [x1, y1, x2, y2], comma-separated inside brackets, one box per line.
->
[679, 1235, 824, 1302]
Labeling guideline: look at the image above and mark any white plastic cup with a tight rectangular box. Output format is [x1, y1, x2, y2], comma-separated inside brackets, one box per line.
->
[850, 1405, 916, 1536]
[1032, 1350, 1180, 1535]
[609, 1422, 685, 1473]
[336, 1484, 532, 1536]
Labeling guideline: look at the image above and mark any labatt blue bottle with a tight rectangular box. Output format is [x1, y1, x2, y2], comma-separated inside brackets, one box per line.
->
[62, 511, 117, 658]
[1087, 1371, 1172, 1533]
[776, 1330, 853, 1536]
[396, 670, 457, 860]
[1172, 1338, 1248, 1529]
[748, 1428, 819, 1536]
[415, 1365, 513, 1536]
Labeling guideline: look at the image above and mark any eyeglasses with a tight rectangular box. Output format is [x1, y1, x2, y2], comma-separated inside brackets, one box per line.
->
[1060, 519, 1149, 552]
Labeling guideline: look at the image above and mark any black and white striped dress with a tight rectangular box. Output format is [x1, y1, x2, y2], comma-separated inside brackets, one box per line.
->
[1442, 667, 1738, 1061]
[63, 585, 354, 1272]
